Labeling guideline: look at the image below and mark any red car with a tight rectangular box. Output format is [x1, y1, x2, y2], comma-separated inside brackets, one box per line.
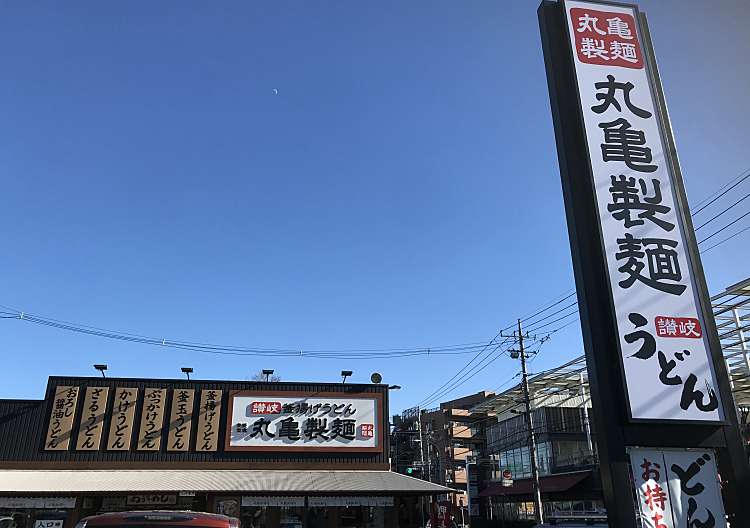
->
[75, 512, 239, 528]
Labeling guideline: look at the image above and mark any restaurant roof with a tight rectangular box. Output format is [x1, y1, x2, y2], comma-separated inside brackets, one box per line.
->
[0, 469, 454, 495]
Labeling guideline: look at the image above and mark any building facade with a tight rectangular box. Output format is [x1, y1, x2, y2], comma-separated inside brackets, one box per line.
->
[391, 392, 495, 521]
[481, 405, 604, 524]
[0, 375, 449, 528]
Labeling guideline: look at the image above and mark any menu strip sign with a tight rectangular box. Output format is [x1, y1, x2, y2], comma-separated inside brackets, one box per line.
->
[76, 387, 109, 451]
[196, 389, 222, 452]
[137, 388, 167, 451]
[45, 386, 80, 451]
[167, 389, 195, 451]
[562, 0, 722, 422]
[107, 388, 138, 450]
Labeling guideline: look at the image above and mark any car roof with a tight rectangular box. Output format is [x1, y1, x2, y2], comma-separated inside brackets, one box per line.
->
[83, 511, 233, 527]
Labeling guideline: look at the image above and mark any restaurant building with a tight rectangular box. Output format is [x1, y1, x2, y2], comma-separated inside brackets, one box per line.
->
[0, 375, 450, 528]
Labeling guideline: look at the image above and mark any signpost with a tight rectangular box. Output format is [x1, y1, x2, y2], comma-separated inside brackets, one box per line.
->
[501, 469, 513, 488]
[538, 0, 750, 525]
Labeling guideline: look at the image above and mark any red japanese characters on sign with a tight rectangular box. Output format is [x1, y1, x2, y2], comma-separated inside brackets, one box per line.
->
[249, 401, 282, 415]
[359, 423, 374, 438]
[654, 316, 702, 338]
[639, 456, 671, 528]
[570, 8, 643, 69]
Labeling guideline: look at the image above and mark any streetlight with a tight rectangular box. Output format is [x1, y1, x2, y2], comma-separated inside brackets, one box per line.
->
[341, 370, 353, 383]
[181, 367, 193, 380]
[262, 369, 275, 382]
[93, 364, 107, 378]
[388, 384, 402, 390]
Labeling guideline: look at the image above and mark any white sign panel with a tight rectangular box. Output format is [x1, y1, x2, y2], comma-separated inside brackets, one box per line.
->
[34, 521, 63, 528]
[564, 0, 722, 421]
[126, 494, 177, 506]
[629, 448, 726, 528]
[0, 497, 75, 509]
[307, 496, 393, 507]
[228, 393, 380, 450]
[241, 496, 305, 507]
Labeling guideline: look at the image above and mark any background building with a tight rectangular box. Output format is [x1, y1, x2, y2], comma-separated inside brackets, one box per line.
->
[391, 392, 495, 520]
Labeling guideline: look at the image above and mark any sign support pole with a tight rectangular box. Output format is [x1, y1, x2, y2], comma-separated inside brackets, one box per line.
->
[538, 3, 640, 525]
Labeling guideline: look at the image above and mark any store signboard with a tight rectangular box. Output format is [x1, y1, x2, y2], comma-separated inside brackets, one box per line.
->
[241, 497, 305, 507]
[76, 387, 109, 451]
[44, 386, 80, 451]
[629, 448, 726, 528]
[167, 389, 195, 452]
[137, 388, 167, 451]
[196, 389, 222, 452]
[561, 0, 722, 422]
[226, 391, 382, 452]
[107, 388, 138, 450]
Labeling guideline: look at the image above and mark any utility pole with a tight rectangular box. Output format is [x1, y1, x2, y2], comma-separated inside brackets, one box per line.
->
[517, 319, 544, 525]
[417, 408, 427, 528]
[465, 455, 475, 524]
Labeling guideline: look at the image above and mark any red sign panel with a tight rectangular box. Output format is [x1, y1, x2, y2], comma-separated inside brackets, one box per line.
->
[359, 423, 374, 438]
[569, 7, 643, 69]
[654, 316, 702, 339]
[248, 401, 282, 415]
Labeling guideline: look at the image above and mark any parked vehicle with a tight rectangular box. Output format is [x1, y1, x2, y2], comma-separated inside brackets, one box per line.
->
[75, 512, 239, 528]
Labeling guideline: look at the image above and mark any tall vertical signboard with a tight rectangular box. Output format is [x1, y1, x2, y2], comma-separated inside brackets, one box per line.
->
[538, 0, 749, 526]
[563, 1, 721, 422]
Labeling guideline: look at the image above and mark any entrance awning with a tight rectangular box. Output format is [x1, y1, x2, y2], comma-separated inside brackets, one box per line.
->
[479, 470, 591, 497]
[0, 469, 453, 496]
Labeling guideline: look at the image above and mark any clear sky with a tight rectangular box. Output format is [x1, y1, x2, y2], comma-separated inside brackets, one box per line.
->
[1, 0, 748, 416]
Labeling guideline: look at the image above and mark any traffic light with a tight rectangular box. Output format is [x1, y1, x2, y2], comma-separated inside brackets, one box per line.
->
[405, 467, 415, 475]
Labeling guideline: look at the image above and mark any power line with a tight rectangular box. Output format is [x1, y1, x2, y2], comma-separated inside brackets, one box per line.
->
[694, 190, 750, 231]
[698, 210, 750, 245]
[419, 332, 552, 410]
[418, 340, 516, 408]
[523, 300, 578, 328]
[414, 289, 584, 409]
[0, 307, 503, 360]
[415, 333, 511, 407]
[524, 308, 580, 333]
[520, 292, 576, 324]
[692, 167, 750, 216]
[700, 224, 750, 254]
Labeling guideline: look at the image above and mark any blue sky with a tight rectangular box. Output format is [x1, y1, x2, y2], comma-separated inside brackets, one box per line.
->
[0, 0, 748, 416]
